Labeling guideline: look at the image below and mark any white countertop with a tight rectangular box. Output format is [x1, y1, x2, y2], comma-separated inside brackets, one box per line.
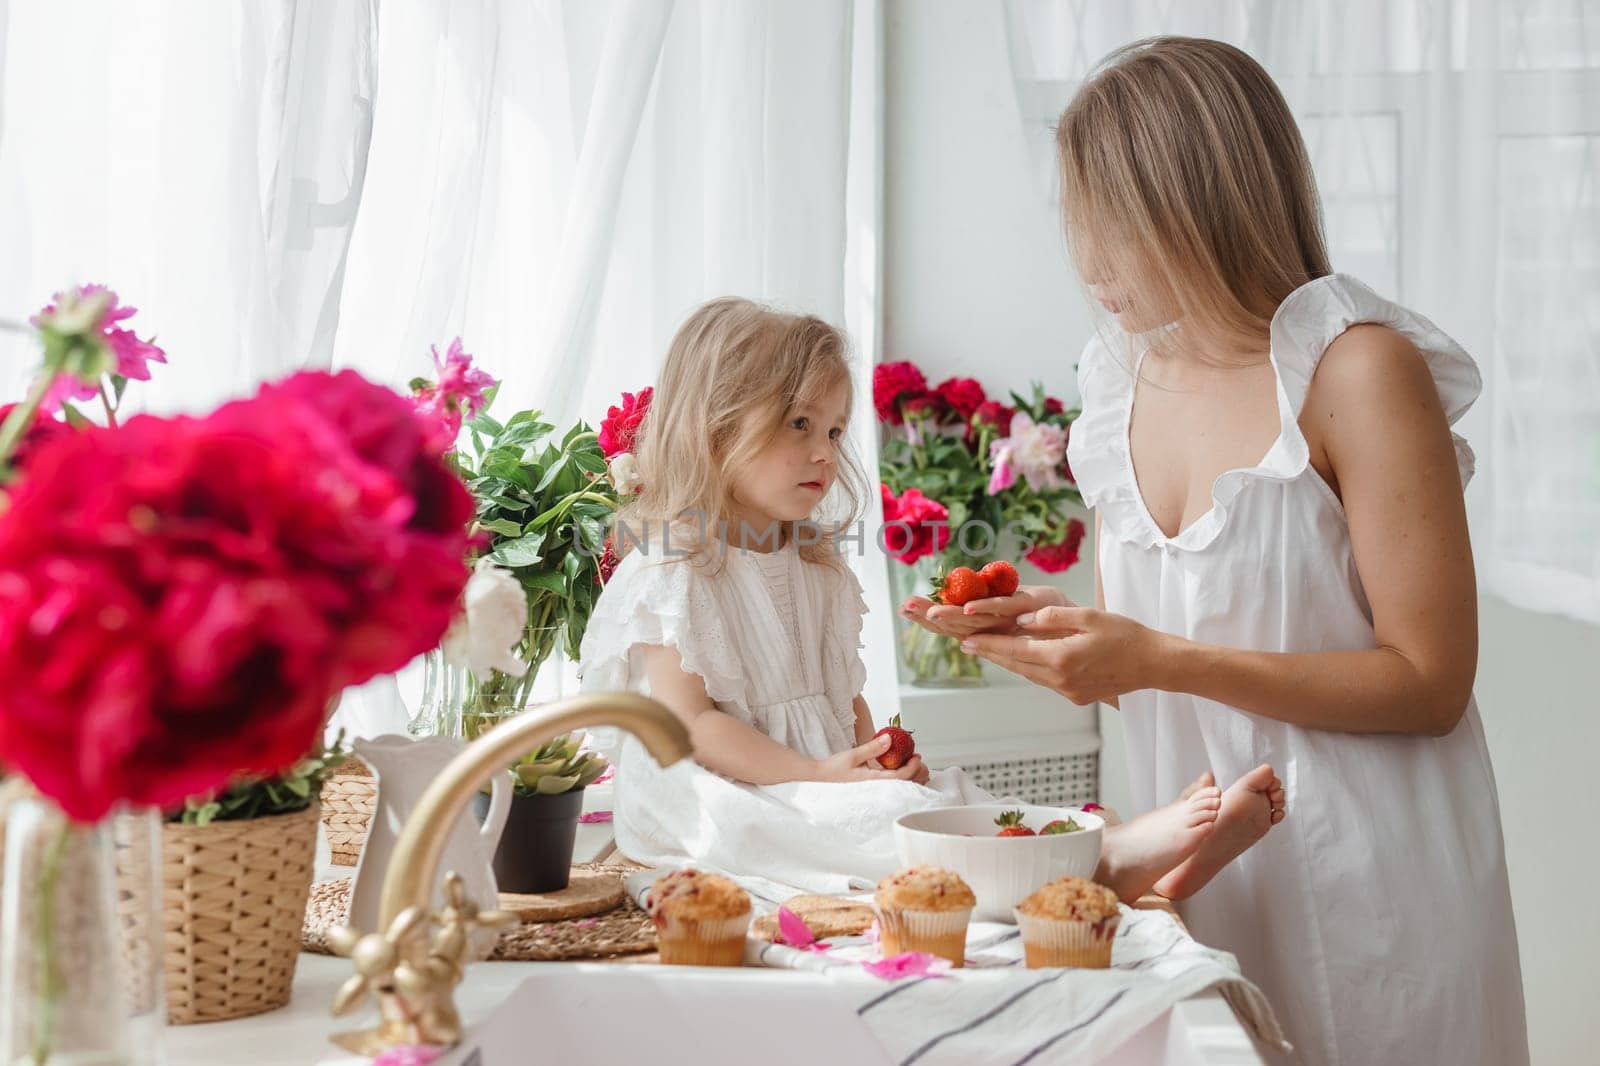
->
[163, 952, 1263, 1066]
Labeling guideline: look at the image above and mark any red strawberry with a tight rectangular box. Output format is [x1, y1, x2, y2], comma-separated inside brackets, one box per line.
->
[874, 714, 916, 770]
[994, 810, 1034, 837]
[930, 566, 989, 606]
[1040, 818, 1083, 835]
[977, 560, 1019, 597]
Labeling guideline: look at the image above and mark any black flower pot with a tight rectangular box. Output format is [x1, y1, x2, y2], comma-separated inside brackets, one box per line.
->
[473, 787, 585, 894]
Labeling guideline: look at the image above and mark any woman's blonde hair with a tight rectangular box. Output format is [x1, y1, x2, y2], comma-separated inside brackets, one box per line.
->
[617, 297, 868, 570]
[1056, 36, 1331, 358]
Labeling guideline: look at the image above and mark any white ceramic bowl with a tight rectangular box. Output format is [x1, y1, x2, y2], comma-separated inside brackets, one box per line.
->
[893, 804, 1104, 923]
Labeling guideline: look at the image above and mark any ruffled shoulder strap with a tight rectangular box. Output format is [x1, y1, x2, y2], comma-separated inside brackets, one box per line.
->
[1270, 273, 1481, 486]
[1065, 331, 1159, 547]
[576, 549, 750, 715]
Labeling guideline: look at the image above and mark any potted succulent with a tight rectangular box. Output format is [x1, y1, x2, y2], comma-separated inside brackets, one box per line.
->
[472, 734, 608, 894]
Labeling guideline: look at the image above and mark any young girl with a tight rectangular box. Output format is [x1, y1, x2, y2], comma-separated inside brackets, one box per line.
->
[578, 296, 1283, 905]
[905, 37, 1525, 1066]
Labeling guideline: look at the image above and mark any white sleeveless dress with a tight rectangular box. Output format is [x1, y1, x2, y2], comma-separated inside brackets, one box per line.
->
[1067, 274, 1528, 1065]
[577, 540, 989, 901]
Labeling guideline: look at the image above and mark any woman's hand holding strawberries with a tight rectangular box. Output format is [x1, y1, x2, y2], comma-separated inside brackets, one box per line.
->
[900, 582, 1070, 640]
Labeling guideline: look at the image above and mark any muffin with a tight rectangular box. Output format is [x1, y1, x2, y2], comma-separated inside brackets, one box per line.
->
[1014, 876, 1121, 969]
[647, 869, 752, 966]
[873, 865, 976, 967]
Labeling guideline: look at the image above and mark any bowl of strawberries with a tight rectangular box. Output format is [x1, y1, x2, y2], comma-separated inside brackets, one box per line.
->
[893, 804, 1104, 922]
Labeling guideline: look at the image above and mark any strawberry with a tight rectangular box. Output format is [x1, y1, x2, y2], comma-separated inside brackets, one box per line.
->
[1040, 818, 1083, 835]
[977, 560, 1019, 597]
[930, 566, 989, 607]
[994, 810, 1035, 837]
[874, 714, 916, 770]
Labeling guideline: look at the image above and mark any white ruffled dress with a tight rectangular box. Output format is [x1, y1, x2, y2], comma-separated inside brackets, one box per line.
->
[1067, 275, 1527, 1065]
[577, 540, 989, 901]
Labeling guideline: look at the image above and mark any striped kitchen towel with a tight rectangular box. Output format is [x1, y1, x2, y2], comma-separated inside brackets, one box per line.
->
[627, 870, 1288, 1065]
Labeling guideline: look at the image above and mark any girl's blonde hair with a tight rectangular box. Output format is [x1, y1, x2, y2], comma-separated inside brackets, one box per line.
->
[1056, 36, 1331, 358]
[618, 297, 868, 570]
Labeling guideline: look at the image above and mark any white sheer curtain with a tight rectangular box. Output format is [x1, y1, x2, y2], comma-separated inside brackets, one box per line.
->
[0, 0, 901, 729]
[1003, 0, 1600, 624]
[0, 0, 378, 413]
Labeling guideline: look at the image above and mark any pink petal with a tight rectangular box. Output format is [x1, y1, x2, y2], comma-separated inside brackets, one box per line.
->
[864, 920, 880, 945]
[777, 906, 816, 948]
[578, 810, 613, 824]
[575, 918, 599, 929]
[372, 1046, 446, 1066]
[862, 952, 953, 980]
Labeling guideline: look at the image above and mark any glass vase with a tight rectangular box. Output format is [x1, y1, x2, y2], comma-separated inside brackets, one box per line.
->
[889, 554, 987, 688]
[410, 625, 565, 740]
[0, 796, 163, 1066]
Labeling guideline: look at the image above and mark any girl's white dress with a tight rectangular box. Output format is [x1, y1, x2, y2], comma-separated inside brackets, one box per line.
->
[578, 539, 988, 901]
[1068, 274, 1527, 1065]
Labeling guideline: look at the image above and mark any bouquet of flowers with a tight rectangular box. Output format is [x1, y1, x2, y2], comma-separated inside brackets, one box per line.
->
[409, 346, 644, 738]
[874, 360, 1087, 685]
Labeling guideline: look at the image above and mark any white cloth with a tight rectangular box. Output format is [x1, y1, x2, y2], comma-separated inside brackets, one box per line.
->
[578, 542, 991, 898]
[623, 870, 1290, 1063]
[1067, 274, 1528, 1066]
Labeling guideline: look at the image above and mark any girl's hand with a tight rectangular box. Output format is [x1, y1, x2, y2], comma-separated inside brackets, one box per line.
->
[899, 584, 1068, 640]
[959, 605, 1168, 705]
[812, 736, 925, 783]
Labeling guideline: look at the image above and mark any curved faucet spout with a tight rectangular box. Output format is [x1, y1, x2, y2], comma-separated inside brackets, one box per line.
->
[377, 692, 691, 930]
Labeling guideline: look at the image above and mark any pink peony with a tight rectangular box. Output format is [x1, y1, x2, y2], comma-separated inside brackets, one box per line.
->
[412, 338, 496, 448]
[0, 370, 474, 822]
[1025, 518, 1087, 574]
[872, 361, 928, 425]
[881, 484, 951, 565]
[598, 387, 653, 458]
[935, 377, 986, 419]
[30, 284, 166, 414]
[988, 411, 1068, 494]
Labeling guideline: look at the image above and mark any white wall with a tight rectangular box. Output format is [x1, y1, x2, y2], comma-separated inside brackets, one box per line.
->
[883, 2, 1598, 1062]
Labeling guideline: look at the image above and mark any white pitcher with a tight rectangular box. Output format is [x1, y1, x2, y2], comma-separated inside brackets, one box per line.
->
[346, 734, 512, 957]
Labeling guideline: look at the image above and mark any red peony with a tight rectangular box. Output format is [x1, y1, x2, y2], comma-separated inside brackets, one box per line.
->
[596, 534, 620, 585]
[880, 483, 952, 565]
[971, 400, 1015, 437]
[935, 377, 987, 419]
[599, 387, 652, 458]
[0, 370, 474, 822]
[872, 361, 928, 425]
[1043, 396, 1066, 416]
[1025, 518, 1087, 574]
[901, 393, 946, 420]
[0, 403, 76, 477]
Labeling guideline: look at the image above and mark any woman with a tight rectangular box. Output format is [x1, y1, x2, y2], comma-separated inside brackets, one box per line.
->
[903, 38, 1527, 1066]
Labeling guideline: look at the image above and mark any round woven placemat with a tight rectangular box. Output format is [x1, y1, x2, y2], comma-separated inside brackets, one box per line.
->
[497, 867, 624, 922]
[302, 865, 656, 961]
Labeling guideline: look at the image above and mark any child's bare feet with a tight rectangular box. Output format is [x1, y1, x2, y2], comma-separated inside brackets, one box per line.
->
[1153, 763, 1286, 901]
[1095, 772, 1222, 903]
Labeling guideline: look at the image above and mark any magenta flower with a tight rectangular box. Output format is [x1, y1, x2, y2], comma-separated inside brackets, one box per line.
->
[412, 337, 496, 446]
[371, 1046, 446, 1066]
[578, 810, 613, 824]
[776, 906, 831, 952]
[862, 952, 953, 980]
[31, 284, 165, 414]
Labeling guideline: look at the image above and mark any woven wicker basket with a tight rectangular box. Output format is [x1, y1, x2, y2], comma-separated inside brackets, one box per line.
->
[318, 758, 374, 867]
[160, 803, 319, 1025]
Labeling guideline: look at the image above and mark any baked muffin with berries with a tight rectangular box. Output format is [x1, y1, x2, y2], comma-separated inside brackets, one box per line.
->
[873, 865, 975, 967]
[647, 868, 752, 966]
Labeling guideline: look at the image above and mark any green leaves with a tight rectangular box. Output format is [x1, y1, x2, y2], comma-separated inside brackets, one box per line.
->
[454, 396, 621, 688]
[171, 739, 348, 826]
[505, 733, 607, 797]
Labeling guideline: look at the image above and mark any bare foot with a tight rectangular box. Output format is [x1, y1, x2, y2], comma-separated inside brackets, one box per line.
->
[1153, 763, 1285, 901]
[1095, 773, 1222, 903]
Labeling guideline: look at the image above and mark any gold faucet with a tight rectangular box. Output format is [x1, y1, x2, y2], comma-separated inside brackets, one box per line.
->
[328, 692, 692, 1057]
